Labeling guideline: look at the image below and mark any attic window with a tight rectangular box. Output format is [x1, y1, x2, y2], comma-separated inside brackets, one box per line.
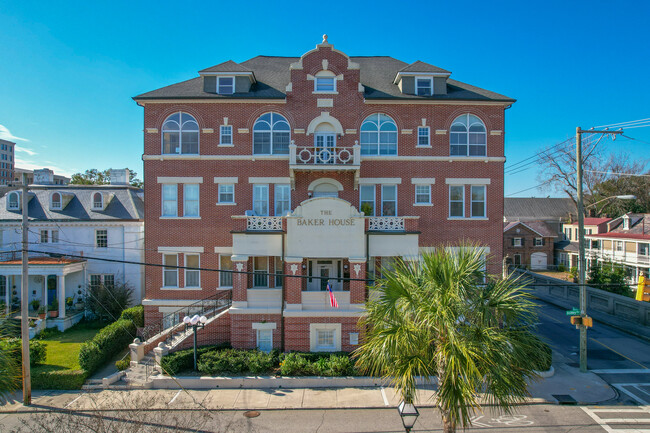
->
[8, 192, 19, 210]
[51, 192, 62, 210]
[217, 77, 234, 94]
[623, 216, 630, 230]
[314, 71, 337, 93]
[415, 77, 433, 96]
[92, 192, 103, 209]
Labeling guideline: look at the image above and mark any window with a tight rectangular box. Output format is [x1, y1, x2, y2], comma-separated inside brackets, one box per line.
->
[274, 257, 283, 288]
[591, 240, 600, 250]
[470, 185, 486, 218]
[449, 185, 464, 218]
[220, 255, 233, 287]
[51, 230, 59, 243]
[253, 184, 269, 216]
[417, 127, 430, 146]
[317, 330, 335, 350]
[253, 256, 268, 288]
[162, 184, 177, 216]
[309, 323, 341, 351]
[90, 274, 114, 288]
[415, 185, 431, 204]
[163, 254, 178, 287]
[218, 184, 234, 204]
[360, 114, 398, 156]
[8, 192, 18, 210]
[253, 113, 290, 155]
[315, 76, 335, 92]
[616, 241, 623, 252]
[534, 238, 544, 247]
[185, 254, 200, 288]
[513, 238, 522, 247]
[162, 112, 199, 154]
[92, 192, 103, 209]
[104, 274, 115, 288]
[51, 192, 62, 209]
[381, 185, 397, 216]
[514, 254, 521, 265]
[0, 275, 5, 298]
[257, 329, 273, 352]
[217, 76, 234, 94]
[415, 77, 433, 96]
[274, 184, 291, 216]
[450, 114, 487, 157]
[220, 125, 233, 145]
[359, 185, 375, 216]
[89, 274, 102, 289]
[40, 230, 48, 243]
[183, 184, 199, 217]
[96, 229, 108, 248]
[639, 243, 649, 256]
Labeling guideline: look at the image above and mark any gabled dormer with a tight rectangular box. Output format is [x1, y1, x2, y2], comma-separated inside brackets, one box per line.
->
[91, 191, 114, 212]
[393, 61, 451, 96]
[49, 191, 74, 211]
[6, 190, 34, 212]
[199, 61, 256, 95]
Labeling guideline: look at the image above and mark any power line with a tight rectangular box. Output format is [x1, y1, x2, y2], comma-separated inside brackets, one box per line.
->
[583, 169, 650, 178]
[597, 118, 650, 128]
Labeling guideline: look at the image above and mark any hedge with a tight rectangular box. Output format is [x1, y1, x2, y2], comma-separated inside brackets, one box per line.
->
[198, 349, 278, 375]
[79, 319, 136, 374]
[31, 369, 88, 390]
[120, 305, 144, 328]
[279, 352, 357, 376]
[0, 338, 47, 366]
[160, 344, 230, 376]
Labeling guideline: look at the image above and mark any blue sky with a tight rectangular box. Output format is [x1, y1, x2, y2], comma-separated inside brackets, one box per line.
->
[1, 0, 648, 196]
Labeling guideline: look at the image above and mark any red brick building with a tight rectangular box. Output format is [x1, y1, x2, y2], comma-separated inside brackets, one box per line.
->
[134, 36, 514, 352]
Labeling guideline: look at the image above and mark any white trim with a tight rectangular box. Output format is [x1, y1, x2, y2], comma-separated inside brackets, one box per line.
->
[417, 126, 431, 146]
[145, 128, 158, 133]
[143, 154, 505, 163]
[411, 178, 435, 184]
[359, 184, 376, 217]
[216, 76, 235, 95]
[213, 177, 239, 183]
[215, 202, 237, 206]
[229, 307, 283, 315]
[202, 128, 214, 133]
[364, 99, 510, 106]
[283, 309, 364, 317]
[238, 128, 249, 133]
[414, 184, 431, 205]
[306, 112, 344, 136]
[393, 71, 450, 84]
[359, 178, 402, 185]
[310, 323, 342, 352]
[161, 286, 202, 291]
[213, 247, 233, 254]
[401, 129, 413, 134]
[308, 178, 344, 192]
[252, 322, 277, 330]
[219, 125, 233, 145]
[470, 185, 487, 218]
[218, 183, 235, 204]
[381, 184, 398, 217]
[183, 183, 200, 218]
[184, 253, 201, 288]
[445, 178, 491, 185]
[159, 216, 202, 220]
[490, 130, 503, 135]
[447, 217, 489, 221]
[157, 176, 203, 184]
[413, 203, 433, 207]
[449, 185, 465, 218]
[157, 246, 205, 253]
[435, 129, 447, 135]
[200, 71, 254, 78]
[248, 177, 291, 184]
[415, 76, 434, 96]
[142, 299, 203, 307]
[136, 98, 285, 105]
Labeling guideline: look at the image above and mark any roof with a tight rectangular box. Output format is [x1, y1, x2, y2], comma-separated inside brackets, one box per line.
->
[0, 256, 85, 265]
[504, 221, 557, 237]
[568, 218, 611, 226]
[587, 213, 650, 240]
[587, 233, 650, 241]
[134, 55, 514, 102]
[199, 60, 252, 74]
[0, 185, 144, 222]
[555, 240, 579, 252]
[398, 61, 450, 74]
[504, 198, 576, 221]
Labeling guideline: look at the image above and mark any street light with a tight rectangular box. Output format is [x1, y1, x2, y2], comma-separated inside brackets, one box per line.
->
[184, 314, 207, 370]
[397, 401, 419, 432]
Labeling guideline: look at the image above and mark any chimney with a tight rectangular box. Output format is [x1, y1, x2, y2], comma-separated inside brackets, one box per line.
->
[109, 168, 130, 185]
[33, 168, 54, 185]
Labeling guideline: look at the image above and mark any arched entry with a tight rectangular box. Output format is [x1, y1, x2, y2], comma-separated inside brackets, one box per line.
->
[308, 178, 344, 198]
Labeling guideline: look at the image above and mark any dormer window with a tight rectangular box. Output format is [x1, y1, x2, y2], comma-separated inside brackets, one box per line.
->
[623, 216, 630, 230]
[217, 77, 234, 94]
[92, 192, 103, 210]
[8, 192, 19, 210]
[415, 77, 433, 96]
[51, 192, 62, 210]
[314, 71, 337, 93]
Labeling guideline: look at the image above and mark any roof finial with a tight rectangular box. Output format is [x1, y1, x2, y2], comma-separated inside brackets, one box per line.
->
[322, 34, 328, 44]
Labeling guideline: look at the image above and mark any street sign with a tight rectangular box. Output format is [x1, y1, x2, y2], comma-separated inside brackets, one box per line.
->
[566, 308, 580, 316]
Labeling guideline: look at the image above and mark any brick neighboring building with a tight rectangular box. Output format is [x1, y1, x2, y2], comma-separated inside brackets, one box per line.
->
[134, 36, 515, 352]
[503, 221, 556, 270]
[0, 139, 15, 186]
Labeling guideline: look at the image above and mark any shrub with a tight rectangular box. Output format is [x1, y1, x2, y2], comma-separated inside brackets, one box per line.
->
[279, 352, 311, 376]
[120, 305, 144, 328]
[0, 338, 47, 366]
[78, 319, 136, 374]
[557, 264, 566, 272]
[115, 355, 131, 371]
[31, 370, 87, 390]
[198, 349, 278, 375]
[160, 344, 230, 376]
[86, 281, 134, 322]
[533, 341, 553, 372]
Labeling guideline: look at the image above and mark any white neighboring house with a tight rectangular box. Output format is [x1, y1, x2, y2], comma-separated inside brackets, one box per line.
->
[0, 168, 144, 330]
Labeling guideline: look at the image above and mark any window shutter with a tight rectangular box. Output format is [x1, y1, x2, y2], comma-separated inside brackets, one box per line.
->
[521, 238, 525, 246]
[511, 238, 515, 246]
[541, 238, 545, 246]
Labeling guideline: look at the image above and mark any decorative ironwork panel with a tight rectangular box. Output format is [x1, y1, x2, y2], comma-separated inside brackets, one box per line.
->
[247, 216, 283, 231]
[368, 217, 405, 231]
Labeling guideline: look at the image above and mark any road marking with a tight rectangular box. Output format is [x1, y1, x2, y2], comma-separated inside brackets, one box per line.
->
[168, 390, 182, 405]
[380, 387, 389, 406]
[582, 406, 650, 433]
[537, 310, 563, 324]
[612, 384, 650, 406]
[64, 394, 83, 408]
[591, 369, 650, 374]
[590, 338, 649, 369]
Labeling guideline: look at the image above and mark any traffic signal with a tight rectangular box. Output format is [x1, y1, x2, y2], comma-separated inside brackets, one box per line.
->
[636, 275, 650, 302]
[570, 316, 582, 326]
[570, 316, 593, 328]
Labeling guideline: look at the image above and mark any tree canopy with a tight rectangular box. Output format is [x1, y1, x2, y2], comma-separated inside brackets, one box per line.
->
[70, 168, 143, 188]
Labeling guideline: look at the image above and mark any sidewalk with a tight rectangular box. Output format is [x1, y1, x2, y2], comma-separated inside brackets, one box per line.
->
[0, 361, 616, 413]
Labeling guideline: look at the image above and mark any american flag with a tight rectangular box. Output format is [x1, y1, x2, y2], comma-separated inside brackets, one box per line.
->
[327, 282, 339, 308]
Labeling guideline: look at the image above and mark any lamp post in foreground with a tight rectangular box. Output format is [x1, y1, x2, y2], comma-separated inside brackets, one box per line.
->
[397, 401, 419, 432]
[183, 314, 207, 370]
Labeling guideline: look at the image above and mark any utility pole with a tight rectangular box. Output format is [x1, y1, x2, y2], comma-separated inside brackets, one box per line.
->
[576, 127, 622, 373]
[20, 173, 31, 405]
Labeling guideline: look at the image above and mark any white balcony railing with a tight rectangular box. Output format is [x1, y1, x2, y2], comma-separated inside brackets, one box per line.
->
[368, 217, 405, 231]
[290, 144, 360, 166]
[247, 216, 283, 231]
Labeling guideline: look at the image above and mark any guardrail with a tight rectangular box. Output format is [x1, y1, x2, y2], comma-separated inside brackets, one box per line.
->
[290, 144, 360, 166]
[247, 216, 283, 231]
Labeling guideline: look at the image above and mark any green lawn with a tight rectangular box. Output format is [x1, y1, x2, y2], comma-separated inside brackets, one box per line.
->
[32, 322, 101, 375]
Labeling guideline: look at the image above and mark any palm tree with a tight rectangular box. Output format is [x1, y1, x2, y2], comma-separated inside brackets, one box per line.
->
[0, 313, 20, 397]
[354, 245, 548, 433]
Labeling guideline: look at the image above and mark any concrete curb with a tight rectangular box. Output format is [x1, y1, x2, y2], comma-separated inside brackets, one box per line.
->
[535, 366, 555, 379]
[102, 371, 126, 388]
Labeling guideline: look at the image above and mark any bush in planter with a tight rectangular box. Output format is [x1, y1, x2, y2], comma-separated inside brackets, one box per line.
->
[30, 299, 40, 311]
[78, 319, 136, 374]
[120, 305, 144, 328]
[66, 297, 74, 308]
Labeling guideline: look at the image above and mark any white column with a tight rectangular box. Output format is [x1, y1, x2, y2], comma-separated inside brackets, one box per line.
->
[4, 276, 10, 314]
[58, 274, 65, 318]
[42, 276, 48, 319]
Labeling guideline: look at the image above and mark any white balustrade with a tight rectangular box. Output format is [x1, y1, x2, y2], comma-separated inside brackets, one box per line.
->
[368, 217, 405, 231]
[247, 216, 283, 231]
[290, 145, 360, 166]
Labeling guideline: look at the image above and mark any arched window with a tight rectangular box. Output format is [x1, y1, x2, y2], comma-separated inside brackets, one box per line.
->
[450, 114, 486, 156]
[92, 192, 103, 209]
[253, 113, 290, 155]
[51, 192, 62, 209]
[8, 192, 19, 210]
[360, 114, 397, 156]
[162, 112, 199, 154]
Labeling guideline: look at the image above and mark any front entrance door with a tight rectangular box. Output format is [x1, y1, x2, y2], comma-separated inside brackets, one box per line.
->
[314, 133, 336, 164]
[318, 264, 335, 291]
[308, 260, 341, 291]
[47, 275, 57, 303]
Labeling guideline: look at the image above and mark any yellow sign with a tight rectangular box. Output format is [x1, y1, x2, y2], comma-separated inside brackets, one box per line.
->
[636, 275, 650, 302]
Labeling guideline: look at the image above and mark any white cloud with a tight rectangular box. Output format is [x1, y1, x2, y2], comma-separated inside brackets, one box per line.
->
[0, 125, 28, 142]
[15, 146, 37, 156]
[14, 157, 73, 177]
